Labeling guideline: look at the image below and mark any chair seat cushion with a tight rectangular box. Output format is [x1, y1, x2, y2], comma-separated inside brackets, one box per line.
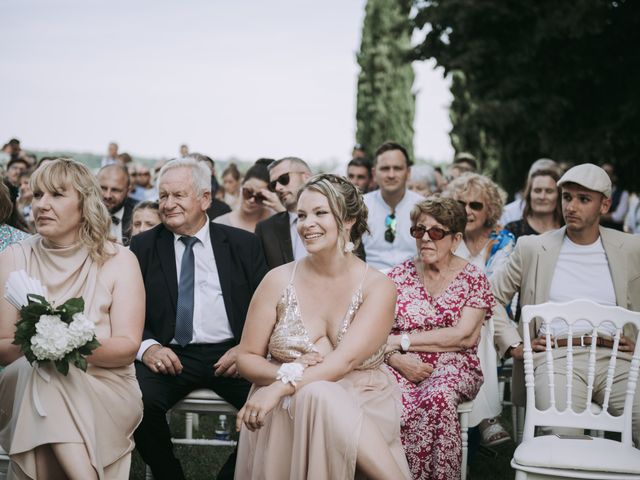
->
[513, 435, 640, 474]
[184, 389, 222, 401]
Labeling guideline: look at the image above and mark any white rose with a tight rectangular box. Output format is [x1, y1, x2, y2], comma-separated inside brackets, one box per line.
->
[31, 315, 72, 360]
[68, 313, 96, 348]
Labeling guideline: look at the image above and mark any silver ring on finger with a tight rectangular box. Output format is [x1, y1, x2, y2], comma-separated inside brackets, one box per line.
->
[250, 413, 258, 417]
[156, 361, 162, 368]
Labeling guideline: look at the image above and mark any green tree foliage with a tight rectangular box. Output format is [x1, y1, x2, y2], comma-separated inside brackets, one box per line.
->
[356, 0, 416, 161]
[413, 0, 640, 193]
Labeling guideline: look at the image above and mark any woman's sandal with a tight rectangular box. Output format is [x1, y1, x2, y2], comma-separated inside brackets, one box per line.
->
[479, 417, 511, 447]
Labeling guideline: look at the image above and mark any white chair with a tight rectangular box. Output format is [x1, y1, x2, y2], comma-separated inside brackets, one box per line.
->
[145, 389, 237, 480]
[170, 389, 237, 446]
[512, 300, 640, 479]
[0, 445, 8, 480]
[457, 400, 473, 480]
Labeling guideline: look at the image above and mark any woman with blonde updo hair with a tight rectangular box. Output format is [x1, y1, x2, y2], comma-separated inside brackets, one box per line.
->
[235, 174, 411, 479]
[445, 172, 515, 448]
[0, 158, 144, 479]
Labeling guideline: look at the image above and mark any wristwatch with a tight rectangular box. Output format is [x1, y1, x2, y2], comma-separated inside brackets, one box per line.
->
[400, 333, 411, 353]
[507, 342, 522, 358]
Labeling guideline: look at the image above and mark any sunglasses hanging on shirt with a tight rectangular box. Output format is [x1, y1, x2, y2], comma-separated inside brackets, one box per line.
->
[384, 212, 396, 243]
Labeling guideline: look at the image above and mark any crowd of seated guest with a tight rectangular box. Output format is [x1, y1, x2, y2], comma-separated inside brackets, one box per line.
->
[0, 137, 638, 480]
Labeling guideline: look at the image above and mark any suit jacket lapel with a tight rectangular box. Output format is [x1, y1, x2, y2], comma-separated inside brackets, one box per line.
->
[276, 212, 294, 263]
[210, 223, 234, 325]
[600, 227, 628, 307]
[535, 227, 565, 304]
[158, 226, 178, 312]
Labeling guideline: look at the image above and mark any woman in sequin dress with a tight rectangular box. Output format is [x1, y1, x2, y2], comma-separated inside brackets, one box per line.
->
[234, 174, 411, 480]
[385, 197, 494, 480]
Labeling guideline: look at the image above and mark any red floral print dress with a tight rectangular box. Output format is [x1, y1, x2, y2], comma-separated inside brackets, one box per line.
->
[387, 259, 494, 480]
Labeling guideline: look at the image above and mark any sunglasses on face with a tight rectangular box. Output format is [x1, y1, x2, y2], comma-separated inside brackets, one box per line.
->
[409, 225, 453, 241]
[242, 187, 266, 204]
[384, 213, 396, 243]
[268, 171, 305, 192]
[457, 200, 484, 211]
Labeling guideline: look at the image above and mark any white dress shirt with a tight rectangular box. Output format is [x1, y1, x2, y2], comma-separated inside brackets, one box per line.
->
[136, 218, 234, 360]
[289, 212, 308, 261]
[362, 189, 424, 272]
[110, 206, 124, 244]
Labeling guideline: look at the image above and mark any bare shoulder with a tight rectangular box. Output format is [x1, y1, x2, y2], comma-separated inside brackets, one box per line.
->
[362, 264, 397, 299]
[254, 261, 294, 298]
[100, 244, 141, 281]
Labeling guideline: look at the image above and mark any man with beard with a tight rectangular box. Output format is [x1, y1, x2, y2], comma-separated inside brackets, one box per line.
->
[492, 163, 640, 442]
[255, 156, 311, 269]
[97, 164, 138, 245]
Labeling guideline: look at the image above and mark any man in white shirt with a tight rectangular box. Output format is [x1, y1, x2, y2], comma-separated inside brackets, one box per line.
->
[130, 158, 268, 480]
[100, 141, 118, 167]
[97, 164, 138, 245]
[491, 163, 640, 441]
[362, 142, 424, 272]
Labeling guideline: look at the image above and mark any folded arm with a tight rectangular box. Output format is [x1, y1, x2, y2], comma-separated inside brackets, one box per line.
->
[388, 305, 486, 353]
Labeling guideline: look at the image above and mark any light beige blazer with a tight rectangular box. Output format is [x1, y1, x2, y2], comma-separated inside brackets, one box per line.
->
[490, 226, 640, 404]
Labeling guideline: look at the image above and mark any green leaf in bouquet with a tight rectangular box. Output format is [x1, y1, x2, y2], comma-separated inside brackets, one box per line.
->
[54, 359, 69, 376]
[74, 355, 88, 372]
[13, 318, 36, 344]
[21, 302, 52, 322]
[58, 297, 85, 317]
[23, 349, 37, 365]
[26, 294, 49, 306]
[77, 337, 101, 355]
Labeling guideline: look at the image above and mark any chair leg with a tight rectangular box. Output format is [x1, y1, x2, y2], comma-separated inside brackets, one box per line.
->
[460, 413, 469, 480]
[514, 469, 528, 480]
[192, 412, 200, 431]
[512, 403, 518, 443]
[516, 407, 524, 445]
[185, 412, 193, 440]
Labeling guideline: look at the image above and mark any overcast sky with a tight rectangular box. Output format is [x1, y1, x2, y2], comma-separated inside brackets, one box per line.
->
[1, 0, 453, 165]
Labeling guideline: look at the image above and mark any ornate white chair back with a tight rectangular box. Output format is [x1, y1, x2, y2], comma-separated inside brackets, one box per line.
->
[520, 299, 640, 444]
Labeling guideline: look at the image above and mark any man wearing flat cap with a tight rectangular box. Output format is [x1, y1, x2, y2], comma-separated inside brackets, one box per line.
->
[491, 163, 640, 441]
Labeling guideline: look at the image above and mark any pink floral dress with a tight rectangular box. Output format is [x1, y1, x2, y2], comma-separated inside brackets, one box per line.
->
[387, 259, 494, 480]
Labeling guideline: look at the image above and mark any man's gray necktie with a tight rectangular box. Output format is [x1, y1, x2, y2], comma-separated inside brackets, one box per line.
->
[175, 236, 198, 347]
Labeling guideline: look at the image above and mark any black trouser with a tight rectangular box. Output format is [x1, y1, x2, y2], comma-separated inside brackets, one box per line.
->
[134, 342, 250, 480]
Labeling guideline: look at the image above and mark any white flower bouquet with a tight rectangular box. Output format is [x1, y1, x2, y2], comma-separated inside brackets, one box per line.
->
[5, 270, 100, 375]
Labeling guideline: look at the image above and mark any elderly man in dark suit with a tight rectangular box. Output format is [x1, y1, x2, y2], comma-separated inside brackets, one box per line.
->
[254, 156, 311, 269]
[130, 158, 268, 480]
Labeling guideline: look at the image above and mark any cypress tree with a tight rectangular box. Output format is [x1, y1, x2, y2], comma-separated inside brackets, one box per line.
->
[356, 0, 415, 161]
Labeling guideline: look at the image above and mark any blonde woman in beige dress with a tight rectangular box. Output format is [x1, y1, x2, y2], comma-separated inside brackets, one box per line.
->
[234, 174, 411, 480]
[0, 158, 144, 479]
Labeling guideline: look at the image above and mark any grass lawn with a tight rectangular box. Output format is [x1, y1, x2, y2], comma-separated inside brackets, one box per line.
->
[129, 412, 517, 479]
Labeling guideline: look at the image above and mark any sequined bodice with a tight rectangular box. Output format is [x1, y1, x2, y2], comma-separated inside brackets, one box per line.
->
[268, 265, 385, 370]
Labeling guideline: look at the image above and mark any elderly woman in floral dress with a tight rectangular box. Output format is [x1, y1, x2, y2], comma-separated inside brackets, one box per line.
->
[385, 197, 494, 479]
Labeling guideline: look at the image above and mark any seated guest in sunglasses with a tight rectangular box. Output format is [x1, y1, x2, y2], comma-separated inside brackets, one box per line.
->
[385, 197, 494, 479]
[255, 157, 312, 269]
[362, 142, 425, 273]
[445, 172, 516, 448]
[214, 162, 281, 233]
